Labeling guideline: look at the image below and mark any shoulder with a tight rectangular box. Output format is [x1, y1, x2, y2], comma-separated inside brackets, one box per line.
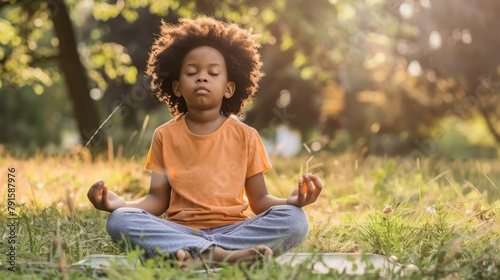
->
[225, 116, 259, 135]
[224, 116, 263, 143]
[154, 116, 183, 133]
[152, 116, 183, 139]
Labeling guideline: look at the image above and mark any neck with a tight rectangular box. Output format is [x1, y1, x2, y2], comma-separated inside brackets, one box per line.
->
[185, 109, 222, 124]
[185, 110, 227, 135]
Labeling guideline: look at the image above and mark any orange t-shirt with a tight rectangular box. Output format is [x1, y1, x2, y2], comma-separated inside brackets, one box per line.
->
[145, 115, 271, 229]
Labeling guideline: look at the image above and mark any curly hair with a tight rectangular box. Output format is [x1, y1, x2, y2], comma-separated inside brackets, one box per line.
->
[146, 17, 264, 117]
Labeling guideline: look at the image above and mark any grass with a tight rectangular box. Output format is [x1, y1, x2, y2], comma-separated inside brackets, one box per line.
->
[0, 149, 499, 279]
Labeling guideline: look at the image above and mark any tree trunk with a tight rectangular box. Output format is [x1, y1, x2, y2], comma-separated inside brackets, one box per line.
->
[479, 107, 500, 146]
[49, 0, 103, 150]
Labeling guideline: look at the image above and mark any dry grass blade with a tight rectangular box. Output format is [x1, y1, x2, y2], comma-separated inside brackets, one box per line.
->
[80, 101, 124, 158]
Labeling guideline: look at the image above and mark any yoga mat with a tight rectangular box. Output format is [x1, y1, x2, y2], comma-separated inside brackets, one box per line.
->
[275, 253, 404, 275]
[72, 252, 405, 275]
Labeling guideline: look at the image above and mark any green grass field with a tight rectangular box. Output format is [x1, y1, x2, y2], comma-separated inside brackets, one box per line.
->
[0, 150, 499, 279]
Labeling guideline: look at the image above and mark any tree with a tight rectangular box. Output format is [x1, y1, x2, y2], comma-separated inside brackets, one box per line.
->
[0, 0, 137, 152]
[4, 0, 497, 156]
[49, 0, 101, 147]
[1, 1, 96, 148]
[0, 0, 435, 154]
[400, 0, 500, 144]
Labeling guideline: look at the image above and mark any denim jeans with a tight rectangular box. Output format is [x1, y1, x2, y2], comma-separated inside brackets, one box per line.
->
[106, 205, 309, 258]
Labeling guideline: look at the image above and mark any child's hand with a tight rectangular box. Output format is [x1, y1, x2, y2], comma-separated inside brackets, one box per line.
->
[87, 180, 125, 212]
[286, 174, 323, 208]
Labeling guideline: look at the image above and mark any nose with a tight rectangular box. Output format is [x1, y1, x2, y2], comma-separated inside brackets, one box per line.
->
[196, 77, 208, 83]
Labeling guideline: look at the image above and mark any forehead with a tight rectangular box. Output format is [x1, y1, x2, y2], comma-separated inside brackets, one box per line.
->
[182, 46, 226, 67]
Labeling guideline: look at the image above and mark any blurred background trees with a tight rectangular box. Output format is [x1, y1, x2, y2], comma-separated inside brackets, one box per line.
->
[1, 0, 499, 158]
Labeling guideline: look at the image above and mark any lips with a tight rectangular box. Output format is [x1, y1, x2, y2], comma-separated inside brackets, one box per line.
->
[195, 86, 210, 94]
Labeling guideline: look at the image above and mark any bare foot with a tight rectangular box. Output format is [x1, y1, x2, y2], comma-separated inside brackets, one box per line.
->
[175, 245, 273, 269]
[210, 245, 273, 264]
[175, 249, 201, 269]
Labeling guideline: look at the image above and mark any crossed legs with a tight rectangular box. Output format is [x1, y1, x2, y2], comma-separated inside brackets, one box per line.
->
[106, 205, 308, 268]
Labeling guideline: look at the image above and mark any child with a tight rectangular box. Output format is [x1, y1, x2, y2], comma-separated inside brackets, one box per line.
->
[87, 17, 323, 268]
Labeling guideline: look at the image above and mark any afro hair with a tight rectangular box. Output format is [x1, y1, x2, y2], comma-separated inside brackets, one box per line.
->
[146, 17, 264, 117]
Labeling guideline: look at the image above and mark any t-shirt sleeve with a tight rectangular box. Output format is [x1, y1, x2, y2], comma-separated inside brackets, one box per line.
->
[145, 129, 167, 174]
[246, 128, 272, 178]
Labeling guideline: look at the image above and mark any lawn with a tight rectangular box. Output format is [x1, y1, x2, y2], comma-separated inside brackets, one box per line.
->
[0, 150, 499, 279]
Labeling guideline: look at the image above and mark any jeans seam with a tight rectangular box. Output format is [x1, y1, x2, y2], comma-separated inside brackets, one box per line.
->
[216, 207, 273, 237]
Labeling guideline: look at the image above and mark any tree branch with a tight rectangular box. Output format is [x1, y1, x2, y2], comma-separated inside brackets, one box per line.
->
[479, 107, 500, 145]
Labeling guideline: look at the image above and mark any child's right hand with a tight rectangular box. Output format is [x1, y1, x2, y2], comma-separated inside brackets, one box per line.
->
[87, 180, 125, 212]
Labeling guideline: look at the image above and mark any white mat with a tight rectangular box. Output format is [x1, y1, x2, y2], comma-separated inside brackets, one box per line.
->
[73, 253, 404, 275]
[73, 254, 135, 269]
[275, 253, 404, 275]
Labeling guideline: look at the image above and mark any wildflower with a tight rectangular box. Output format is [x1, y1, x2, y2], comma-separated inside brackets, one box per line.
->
[426, 206, 436, 214]
[472, 201, 482, 212]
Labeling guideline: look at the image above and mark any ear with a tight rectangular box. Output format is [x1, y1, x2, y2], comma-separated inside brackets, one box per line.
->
[224, 82, 235, 99]
[172, 81, 182, 97]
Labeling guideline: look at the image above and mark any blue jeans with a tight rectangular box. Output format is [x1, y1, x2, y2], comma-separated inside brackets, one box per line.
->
[106, 205, 309, 258]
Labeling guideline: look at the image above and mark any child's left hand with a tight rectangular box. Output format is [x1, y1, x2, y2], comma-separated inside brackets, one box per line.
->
[286, 174, 323, 208]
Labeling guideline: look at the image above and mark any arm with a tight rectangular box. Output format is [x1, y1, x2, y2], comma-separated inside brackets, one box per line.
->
[245, 172, 286, 215]
[88, 172, 171, 216]
[245, 172, 323, 215]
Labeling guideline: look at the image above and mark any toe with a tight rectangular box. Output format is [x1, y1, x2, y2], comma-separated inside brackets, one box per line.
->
[176, 250, 187, 269]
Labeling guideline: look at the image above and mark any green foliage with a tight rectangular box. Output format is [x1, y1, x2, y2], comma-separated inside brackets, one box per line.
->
[371, 159, 396, 196]
[82, 42, 137, 91]
[0, 4, 57, 91]
[357, 205, 454, 257]
[10, 206, 120, 264]
[92, 0, 189, 22]
[397, 0, 500, 144]
[3, 0, 500, 154]
[355, 204, 499, 279]
[0, 84, 71, 153]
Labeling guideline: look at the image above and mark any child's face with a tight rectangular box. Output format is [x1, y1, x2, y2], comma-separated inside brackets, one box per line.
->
[173, 46, 235, 113]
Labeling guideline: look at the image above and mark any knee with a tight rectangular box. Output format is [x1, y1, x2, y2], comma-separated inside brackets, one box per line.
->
[106, 207, 144, 240]
[273, 205, 309, 237]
